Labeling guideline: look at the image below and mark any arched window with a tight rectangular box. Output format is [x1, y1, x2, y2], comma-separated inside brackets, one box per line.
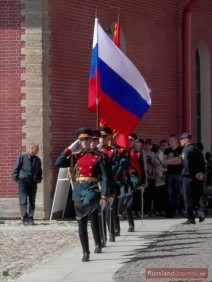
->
[196, 50, 201, 141]
[196, 41, 211, 152]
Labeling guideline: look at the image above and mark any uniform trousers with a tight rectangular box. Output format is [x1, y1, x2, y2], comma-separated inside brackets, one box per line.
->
[119, 179, 135, 228]
[73, 182, 101, 253]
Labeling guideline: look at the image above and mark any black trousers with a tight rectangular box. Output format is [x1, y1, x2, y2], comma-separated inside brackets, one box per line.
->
[119, 195, 134, 227]
[113, 195, 120, 233]
[144, 179, 155, 215]
[182, 177, 204, 220]
[74, 200, 100, 253]
[98, 207, 107, 244]
[154, 185, 168, 213]
[132, 189, 142, 213]
[18, 180, 37, 220]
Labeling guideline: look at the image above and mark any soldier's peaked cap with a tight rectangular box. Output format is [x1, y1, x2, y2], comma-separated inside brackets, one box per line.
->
[92, 129, 102, 138]
[99, 126, 113, 136]
[76, 128, 93, 139]
[129, 133, 138, 140]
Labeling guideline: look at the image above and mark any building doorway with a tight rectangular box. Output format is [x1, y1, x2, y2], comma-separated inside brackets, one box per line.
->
[196, 41, 211, 152]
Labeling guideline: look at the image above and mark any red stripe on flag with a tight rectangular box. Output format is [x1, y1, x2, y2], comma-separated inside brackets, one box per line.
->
[99, 89, 139, 136]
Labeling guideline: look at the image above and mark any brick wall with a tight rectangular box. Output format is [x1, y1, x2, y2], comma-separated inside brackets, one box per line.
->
[0, 0, 51, 219]
[49, 0, 183, 190]
[49, 0, 212, 197]
[0, 0, 24, 199]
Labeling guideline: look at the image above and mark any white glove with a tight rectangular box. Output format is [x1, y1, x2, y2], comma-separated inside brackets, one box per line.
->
[68, 139, 79, 150]
[138, 186, 145, 192]
[100, 199, 107, 210]
[196, 172, 205, 181]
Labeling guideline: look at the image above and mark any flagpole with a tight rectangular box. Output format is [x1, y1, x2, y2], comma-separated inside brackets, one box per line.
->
[117, 8, 120, 21]
[95, 15, 100, 130]
[96, 72, 99, 129]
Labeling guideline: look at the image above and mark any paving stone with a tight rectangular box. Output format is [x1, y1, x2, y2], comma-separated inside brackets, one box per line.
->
[0, 219, 79, 282]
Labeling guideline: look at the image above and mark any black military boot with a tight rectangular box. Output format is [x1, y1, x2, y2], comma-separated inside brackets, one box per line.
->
[91, 225, 102, 254]
[94, 245, 102, 253]
[107, 207, 116, 242]
[109, 235, 115, 242]
[113, 209, 121, 236]
[126, 206, 135, 232]
[82, 252, 90, 262]
[79, 233, 90, 262]
[98, 208, 107, 247]
[128, 225, 135, 232]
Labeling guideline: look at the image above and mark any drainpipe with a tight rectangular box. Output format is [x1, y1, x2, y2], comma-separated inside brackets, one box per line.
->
[182, 0, 200, 133]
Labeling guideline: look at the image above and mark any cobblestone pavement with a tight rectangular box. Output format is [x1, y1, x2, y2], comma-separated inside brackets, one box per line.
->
[1, 218, 212, 282]
[0, 219, 80, 282]
[113, 217, 212, 282]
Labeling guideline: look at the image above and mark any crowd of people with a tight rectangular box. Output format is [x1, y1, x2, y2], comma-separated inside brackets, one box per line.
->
[12, 128, 212, 262]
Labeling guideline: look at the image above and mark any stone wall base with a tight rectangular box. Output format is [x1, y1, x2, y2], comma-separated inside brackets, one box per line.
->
[0, 198, 44, 219]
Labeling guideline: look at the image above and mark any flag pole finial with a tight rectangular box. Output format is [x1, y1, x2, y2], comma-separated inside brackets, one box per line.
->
[95, 5, 98, 18]
[117, 8, 120, 21]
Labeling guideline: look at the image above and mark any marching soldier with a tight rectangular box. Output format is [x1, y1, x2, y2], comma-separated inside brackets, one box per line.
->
[90, 129, 109, 246]
[120, 133, 146, 231]
[100, 127, 129, 237]
[55, 128, 108, 262]
[99, 127, 117, 242]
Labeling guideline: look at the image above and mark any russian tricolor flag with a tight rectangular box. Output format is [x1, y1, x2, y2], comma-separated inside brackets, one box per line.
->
[88, 18, 151, 135]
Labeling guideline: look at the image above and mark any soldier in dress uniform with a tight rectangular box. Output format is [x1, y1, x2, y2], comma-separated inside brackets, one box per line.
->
[119, 133, 146, 231]
[100, 127, 130, 237]
[90, 129, 109, 246]
[99, 126, 118, 241]
[55, 128, 108, 262]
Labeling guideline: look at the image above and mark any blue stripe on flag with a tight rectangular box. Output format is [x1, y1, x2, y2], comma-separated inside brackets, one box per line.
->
[90, 45, 98, 78]
[98, 58, 149, 118]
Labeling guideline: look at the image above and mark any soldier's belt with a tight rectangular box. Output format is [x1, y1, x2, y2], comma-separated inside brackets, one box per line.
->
[129, 169, 136, 173]
[75, 176, 98, 182]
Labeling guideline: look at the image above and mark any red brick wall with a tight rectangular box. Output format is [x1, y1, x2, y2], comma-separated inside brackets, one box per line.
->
[49, 0, 212, 192]
[49, 1, 181, 152]
[49, 1, 182, 169]
[0, 0, 25, 198]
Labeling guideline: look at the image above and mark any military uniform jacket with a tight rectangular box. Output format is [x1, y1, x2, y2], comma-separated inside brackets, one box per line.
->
[55, 148, 109, 198]
[128, 149, 146, 188]
[101, 146, 118, 179]
[112, 145, 130, 181]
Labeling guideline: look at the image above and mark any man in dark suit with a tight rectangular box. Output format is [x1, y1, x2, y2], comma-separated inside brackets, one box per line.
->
[12, 144, 42, 225]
